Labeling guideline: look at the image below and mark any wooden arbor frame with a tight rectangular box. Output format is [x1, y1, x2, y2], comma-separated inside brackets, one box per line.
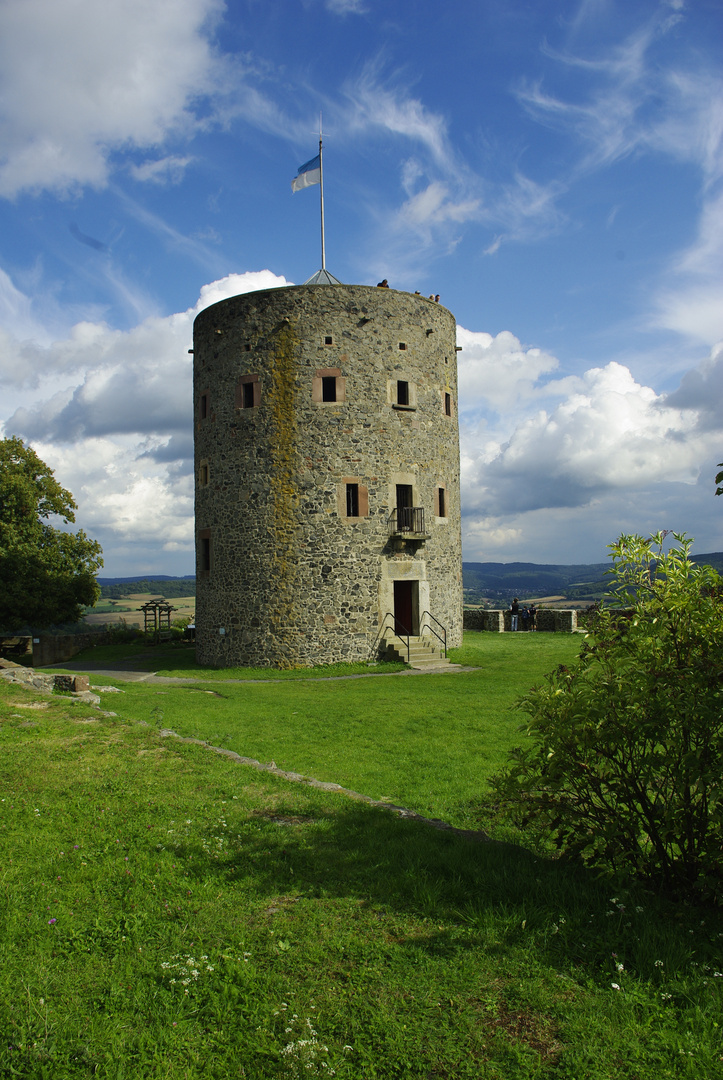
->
[140, 599, 177, 643]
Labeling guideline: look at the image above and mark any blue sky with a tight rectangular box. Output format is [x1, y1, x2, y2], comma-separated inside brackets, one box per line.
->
[1, 0, 721, 574]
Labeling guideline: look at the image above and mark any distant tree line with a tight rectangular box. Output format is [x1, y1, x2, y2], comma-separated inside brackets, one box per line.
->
[462, 553, 723, 605]
[100, 579, 196, 600]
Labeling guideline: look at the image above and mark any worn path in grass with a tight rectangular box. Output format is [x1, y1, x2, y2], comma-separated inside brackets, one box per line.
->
[158, 722, 495, 845]
[49, 660, 474, 682]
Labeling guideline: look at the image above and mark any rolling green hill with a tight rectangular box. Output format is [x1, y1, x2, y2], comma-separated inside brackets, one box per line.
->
[96, 552, 723, 608]
[462, 551, 723, 604]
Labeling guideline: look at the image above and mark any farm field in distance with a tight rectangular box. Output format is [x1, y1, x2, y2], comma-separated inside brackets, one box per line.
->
[83, 593, 195, 629]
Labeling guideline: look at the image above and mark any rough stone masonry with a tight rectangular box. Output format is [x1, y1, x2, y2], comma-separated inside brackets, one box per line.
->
[193, 284, 463, 668]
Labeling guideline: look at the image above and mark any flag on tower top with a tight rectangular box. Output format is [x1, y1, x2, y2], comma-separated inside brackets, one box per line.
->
[291, 154, 321, 193]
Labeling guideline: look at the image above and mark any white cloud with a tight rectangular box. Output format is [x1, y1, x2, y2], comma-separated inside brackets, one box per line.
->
[1, 270, 289, 573]
[0, 267, 49, 344]
[0, 0, 224, 196]
[2, 270, 289, 437]
[457, 328, 560, 414]
[393, 183, 481, 246]
[129, 156, 195, 185]
[457, 331, 722, 560]
[664, 341, 723, 431]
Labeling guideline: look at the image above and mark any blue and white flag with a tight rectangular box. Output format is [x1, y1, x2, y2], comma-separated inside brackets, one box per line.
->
[291, 154, 321, 193]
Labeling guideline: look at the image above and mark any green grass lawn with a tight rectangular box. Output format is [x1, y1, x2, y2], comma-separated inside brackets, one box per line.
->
[3, 633, 721, 1078]
[57, 632, 582, 829]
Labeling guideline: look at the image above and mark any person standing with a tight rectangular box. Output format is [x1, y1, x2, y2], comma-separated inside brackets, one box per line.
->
[510, 597, 519, 632]
[529, 603, 537, 631]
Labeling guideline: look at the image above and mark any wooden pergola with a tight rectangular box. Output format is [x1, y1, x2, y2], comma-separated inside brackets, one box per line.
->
[140, 599, 177, 643]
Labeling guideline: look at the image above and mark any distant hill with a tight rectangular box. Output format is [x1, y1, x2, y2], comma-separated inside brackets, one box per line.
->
[462, 551, 723, 604]
[462, 560, 609, 603]
[98, 576, 195, 599]
[691, 551, 723, 574]
[95, 554, 723, 606]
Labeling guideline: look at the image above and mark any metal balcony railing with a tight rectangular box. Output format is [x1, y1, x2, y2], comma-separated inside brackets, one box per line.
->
[388, 506, 427, 537]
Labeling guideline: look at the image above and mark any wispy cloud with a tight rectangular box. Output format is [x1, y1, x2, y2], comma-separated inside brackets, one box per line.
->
[129, 156, 194, 185]
[343, 62, 452, 167]
[0, 0, 225, 198]
[113, 187, 226, 275]
[325, 0, 367, 14]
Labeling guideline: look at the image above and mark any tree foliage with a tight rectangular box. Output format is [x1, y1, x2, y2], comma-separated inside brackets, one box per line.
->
[0, 437, 103, 631]
[492, 532, 723, 902]
[716, 462, 723, 496]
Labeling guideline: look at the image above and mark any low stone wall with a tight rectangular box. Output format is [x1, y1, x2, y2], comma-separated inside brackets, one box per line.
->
[0, 632, 115, 668]
[463, 609, 578, 632]
[462, 609, 504, 631]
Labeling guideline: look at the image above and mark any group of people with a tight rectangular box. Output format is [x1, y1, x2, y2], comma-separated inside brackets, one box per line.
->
[509, 597, 537, 631]
[376, 279, 441, 303]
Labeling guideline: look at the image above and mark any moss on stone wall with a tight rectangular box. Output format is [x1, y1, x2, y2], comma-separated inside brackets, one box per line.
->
[267, 321, 300, 666]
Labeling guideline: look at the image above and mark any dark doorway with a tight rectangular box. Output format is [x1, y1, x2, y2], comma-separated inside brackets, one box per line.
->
[396, 484, 413, 532]
[394, 580, 418, 636]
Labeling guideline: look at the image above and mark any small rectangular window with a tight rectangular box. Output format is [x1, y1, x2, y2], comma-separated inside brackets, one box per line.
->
[235, 375, 260, 409]
[398, 342, 407, 351]
[444, 392, 452, 416]
[324, 335, 333, 345]
[198, 531, 212, 575]
[313, 368, 345, 403]
[437, 487, 446, 517]
[346, 483, 359, 517]
[397, 380, 409, 406]
[199, 393, 208, 419]
[199, 463, 209, 486]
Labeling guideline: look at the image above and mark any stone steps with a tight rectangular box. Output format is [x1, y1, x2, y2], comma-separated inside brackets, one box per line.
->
[384, 635, 451, 668]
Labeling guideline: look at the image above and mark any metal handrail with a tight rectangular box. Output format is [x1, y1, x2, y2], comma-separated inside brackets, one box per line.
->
[420, 610, 447, 657]
[387, 506, 426, 536]
[372, 611, 411, 663]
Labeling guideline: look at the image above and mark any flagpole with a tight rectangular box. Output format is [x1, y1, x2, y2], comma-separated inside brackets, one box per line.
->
[318, 115, 326, 272]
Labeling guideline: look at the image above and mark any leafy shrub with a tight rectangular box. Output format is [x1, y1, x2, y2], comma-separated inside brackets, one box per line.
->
[103, 620, 144, 644]
[492, 532, 723, 902]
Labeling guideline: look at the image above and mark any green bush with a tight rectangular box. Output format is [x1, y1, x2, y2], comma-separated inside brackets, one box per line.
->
[492, 532, 723, 902]
[103, 620, 144, 644]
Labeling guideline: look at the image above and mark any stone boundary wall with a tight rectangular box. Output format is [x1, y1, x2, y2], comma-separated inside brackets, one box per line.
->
[463, 609, 578, 632]
[462, 610, 504, 632]
[0, 632, 115, 668]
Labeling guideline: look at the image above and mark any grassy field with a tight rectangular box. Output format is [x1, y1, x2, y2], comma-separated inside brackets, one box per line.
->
[1, 633, 721, 1078]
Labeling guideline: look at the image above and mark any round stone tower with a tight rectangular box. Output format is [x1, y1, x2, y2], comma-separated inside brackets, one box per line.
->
[193, 284, 462, 667]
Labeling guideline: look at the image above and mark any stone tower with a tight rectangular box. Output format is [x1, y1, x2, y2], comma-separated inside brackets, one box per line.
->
[193, 284, 462, 667]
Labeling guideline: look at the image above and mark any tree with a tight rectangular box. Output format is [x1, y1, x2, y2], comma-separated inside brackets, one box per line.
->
[0, 437, 103, 631]
[492, 532, 723, 902]
[716, 462, 723, 496]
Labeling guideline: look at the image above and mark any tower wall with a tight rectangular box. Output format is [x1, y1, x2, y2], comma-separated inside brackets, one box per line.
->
[193, 284, 462, 667]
